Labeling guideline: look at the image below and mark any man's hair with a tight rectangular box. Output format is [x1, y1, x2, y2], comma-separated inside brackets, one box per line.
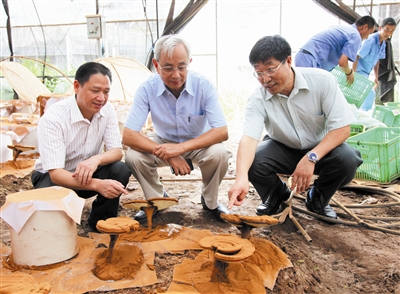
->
[381, 17, 397, 27]
[154, 34, 191, 61]
[355, 15, 377, 29]
[249, 35, 291, 66]
[75, 62, 112, 85]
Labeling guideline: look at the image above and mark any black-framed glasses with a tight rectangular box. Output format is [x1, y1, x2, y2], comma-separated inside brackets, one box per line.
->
[253, 60, 285, 79]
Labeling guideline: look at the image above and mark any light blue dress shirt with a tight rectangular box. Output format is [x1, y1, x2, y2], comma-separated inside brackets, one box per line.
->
[301, 24, 362, 71]
[125, 71, 227, 143]
[356, 32, 386, 76]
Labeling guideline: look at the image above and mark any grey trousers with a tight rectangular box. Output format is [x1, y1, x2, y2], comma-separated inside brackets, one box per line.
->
[125, 133, 232, 209]
[248, 136, 363, 207]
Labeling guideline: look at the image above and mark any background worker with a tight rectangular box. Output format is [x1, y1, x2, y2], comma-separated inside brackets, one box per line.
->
[353, 17, 397, 111]
[295, 15, 376, 84]
[32, 62, 131, 231]
[123, 34, 231, 222]
[228, 35, 363, 219]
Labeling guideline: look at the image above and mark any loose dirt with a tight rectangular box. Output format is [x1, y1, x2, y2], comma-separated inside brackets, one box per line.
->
[1, 123, 399, 293]
[1, 168, 399, 293]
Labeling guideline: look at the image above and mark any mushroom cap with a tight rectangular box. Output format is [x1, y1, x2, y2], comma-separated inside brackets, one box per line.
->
[122, 199, 149, 210]
[122, 198, 178, 211]
[7, 144, 36, 152]
[96, 216, 140, 234]
[221, 213, 278, 228]
[239, 215, 279, 227]
[199, 235, 255, 262]
[148, 197, 178, 210]
[220, 213, 243, 227]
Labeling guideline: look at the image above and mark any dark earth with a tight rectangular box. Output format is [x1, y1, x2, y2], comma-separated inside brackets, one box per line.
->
[1, 164, 399, 294]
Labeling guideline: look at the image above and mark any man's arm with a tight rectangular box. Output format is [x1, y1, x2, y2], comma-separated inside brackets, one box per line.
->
[338, 54, 354, 84]
[49, 148, 127, 198]
[352, 55, 360, 73]
[152, 126, 228, 161]
[373, 62, 380, 86]
[228, 135, 259, 209]
[290, 125, 350, 192]
[122, 127, 158, 154]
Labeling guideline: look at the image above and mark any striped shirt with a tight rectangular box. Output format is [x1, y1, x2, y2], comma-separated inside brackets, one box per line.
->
[34, 96, 122, 173]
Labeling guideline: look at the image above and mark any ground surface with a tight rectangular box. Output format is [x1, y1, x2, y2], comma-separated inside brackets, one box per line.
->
[1, 123, 399, 294]
[1, 169, 399, 294]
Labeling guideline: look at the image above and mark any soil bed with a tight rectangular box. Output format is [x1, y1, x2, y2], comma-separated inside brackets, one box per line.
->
[1, 169, 399, 293]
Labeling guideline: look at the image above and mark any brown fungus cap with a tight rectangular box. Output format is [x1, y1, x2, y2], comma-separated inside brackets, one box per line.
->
[199, 235, 255, 262]
[96, 216, 140, 234]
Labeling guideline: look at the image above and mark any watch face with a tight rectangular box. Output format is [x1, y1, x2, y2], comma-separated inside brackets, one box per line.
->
[308, 152, 318, 162]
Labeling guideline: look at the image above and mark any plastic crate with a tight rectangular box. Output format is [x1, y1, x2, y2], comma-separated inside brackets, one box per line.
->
[384, 102, 400, 108]
[372, 105, 400, 127]
[330, 66, 374, 108]
[347, 127, 400, 183]
[350, 124, 365, 136]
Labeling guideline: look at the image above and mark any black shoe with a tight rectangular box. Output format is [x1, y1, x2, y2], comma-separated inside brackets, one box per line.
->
[201, 195, 230, 221]
[256, 189, 290, 216]
[134, 191, 169, 221]
[305, 190, 337, 219]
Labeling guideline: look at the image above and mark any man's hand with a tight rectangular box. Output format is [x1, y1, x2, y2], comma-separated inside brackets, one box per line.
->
[345, 71, 355, 85]
[153, 143, 184, 161]
[290, 156, 315, 193]
[168, 156, 192, 176]
[228, 179, 248, 209]
[72, 156, 102, 185]
[92, 179, 128, 199]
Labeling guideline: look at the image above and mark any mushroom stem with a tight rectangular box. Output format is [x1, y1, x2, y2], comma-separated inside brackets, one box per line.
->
[238, 224, 254, 239]
[107, 234, 119, 263]
[210, 259, 229, 283]
[144, 206, 157, 229]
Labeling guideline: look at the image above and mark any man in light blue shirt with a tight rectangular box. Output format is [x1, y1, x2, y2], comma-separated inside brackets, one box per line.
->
[353, 17, 397, 111]
[123, 34, 231, 222]
[295, 16, 376, 85]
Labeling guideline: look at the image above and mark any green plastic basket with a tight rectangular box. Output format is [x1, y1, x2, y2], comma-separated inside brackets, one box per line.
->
[347, 127, 400, 183]
[384, 102, 400, 108]
[372, 105, 400, 127]
[330, 66, 374, 108]
[350, 124, 365, 136]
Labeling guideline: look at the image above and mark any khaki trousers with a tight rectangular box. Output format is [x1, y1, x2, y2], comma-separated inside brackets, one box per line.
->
[125, 133, 231, 209]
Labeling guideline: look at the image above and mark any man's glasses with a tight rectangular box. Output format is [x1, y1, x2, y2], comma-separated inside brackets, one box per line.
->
[158, 64, 188, 74]
[253, 60, 285, 79]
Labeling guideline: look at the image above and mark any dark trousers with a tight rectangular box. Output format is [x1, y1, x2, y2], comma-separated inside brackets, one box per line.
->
[31, 161, 131, 228]
[248, 136, 363, 206]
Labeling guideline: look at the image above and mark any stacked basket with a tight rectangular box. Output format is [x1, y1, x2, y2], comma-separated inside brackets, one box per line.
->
[331, 68, 400, 183]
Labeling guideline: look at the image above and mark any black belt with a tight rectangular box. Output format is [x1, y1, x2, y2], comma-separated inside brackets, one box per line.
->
[299, 49, 313, 56]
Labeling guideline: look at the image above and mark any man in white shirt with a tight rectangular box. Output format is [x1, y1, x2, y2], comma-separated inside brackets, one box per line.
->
[32, 62, 131, 231]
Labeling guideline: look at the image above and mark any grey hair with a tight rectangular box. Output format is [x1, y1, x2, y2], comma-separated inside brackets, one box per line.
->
[154, 34, 191, 61]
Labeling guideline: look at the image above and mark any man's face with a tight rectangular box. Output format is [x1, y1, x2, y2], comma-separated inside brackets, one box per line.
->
[74, 73, 110, 120]
[153, 43, 191, 95]
[253, 56, 293, 96]
[359, 24, 375, 40]
[379, 24, 396, 41]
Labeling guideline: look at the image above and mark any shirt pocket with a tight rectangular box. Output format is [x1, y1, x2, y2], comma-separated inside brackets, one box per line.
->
[184, 113, 206, 135]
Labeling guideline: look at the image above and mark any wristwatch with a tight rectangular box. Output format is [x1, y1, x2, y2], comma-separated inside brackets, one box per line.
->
[307, 151, 318, 163]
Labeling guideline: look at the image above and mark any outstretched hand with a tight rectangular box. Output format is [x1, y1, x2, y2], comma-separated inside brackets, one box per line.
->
[227, 180, 248, 209]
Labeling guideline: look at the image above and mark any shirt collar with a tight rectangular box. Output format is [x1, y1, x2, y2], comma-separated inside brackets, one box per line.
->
[155, 71, 194, 98]
[69, 95, 103, 123]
